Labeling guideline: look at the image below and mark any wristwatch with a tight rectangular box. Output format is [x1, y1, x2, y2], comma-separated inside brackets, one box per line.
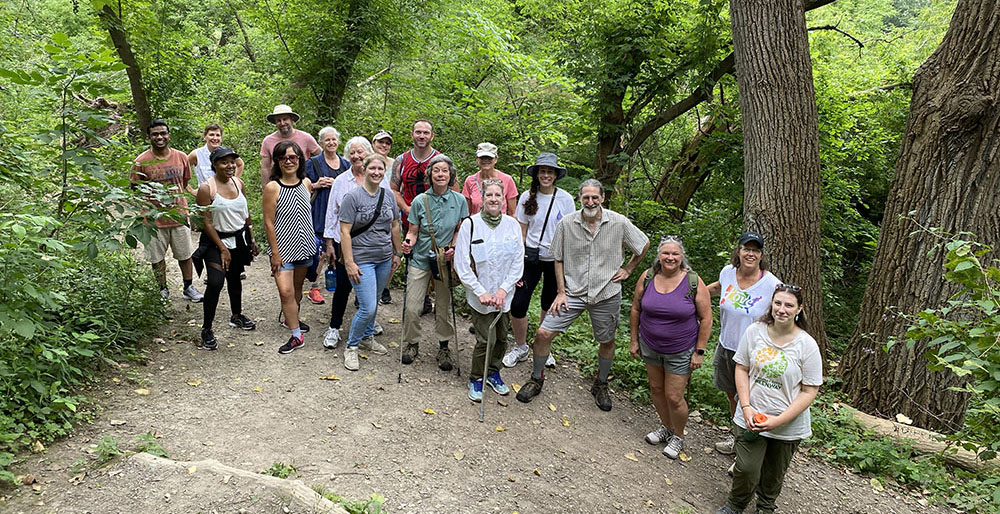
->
[695, 349, 706, 356]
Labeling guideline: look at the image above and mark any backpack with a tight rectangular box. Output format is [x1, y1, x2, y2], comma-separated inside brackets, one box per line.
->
[638, 267, 699, 309]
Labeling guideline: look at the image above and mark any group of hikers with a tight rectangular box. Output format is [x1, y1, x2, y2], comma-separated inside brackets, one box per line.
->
[129, 105, 823, 514]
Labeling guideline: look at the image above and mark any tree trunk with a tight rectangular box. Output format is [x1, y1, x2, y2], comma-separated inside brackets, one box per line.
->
[98, 4, 151, 135]
[841, 0, 999, 432]
[230, 6, 256, 64]
[653, 115, 729, 220]
[730, 0, 829, 362]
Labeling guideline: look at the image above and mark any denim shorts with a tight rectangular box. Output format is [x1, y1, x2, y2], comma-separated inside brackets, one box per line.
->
[279, 258, 312, 271]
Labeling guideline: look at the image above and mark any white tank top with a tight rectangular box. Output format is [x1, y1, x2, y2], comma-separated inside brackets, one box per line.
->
[210, 180, 249, 249]
[194, 145, 214, 185]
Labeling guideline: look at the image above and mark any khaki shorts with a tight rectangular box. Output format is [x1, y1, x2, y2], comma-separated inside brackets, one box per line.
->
[639, 337, 694, 376]
[539, 292, 621, 343]
[144, 225, 195, 263]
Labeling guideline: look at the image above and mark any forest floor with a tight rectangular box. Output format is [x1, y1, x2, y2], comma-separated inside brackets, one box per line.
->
[2, 256, 955, 514]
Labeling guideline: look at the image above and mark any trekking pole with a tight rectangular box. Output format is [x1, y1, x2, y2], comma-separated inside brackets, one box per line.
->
[398, 239, 411, 384]
[479, 311, 503, 423]
[449, 265, 461, 378]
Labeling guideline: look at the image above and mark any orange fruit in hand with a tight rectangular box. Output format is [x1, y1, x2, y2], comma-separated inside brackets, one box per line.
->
[753, 413, 768, 424]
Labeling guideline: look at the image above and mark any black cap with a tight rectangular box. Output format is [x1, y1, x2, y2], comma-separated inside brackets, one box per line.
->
[738, 231, 764, 249]
[209, 146, 240, 164]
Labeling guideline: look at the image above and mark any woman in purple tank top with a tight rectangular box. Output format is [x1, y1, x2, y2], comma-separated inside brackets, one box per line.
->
[629, 236, 713, 460]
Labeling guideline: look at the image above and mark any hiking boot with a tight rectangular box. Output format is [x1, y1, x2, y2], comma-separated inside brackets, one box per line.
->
[159, 287, 170, 301]
[486, 371, 510, 395]
[715, 434, 736, 455]
[229, 314, 256, 330]
[515, 376, 544, 403]
[545, 353, 557, 368]
[662, 435, 685, 459]
[502, 344, 530, 368]
[183, 284, 204, 303]
[591, 380, 612, 411]
[402, 343, 418, 365]
[322, 327, 340, 349]
[716, 504, 742, 514]
[468, 379, 484, 402]
[277, 336, 303, 354]
[380, 288, 392, 305]
[373, 321, 384, 336]
[436, 347, 453, 371]
[360, 336, 388, 355]
[421, 295, 433, 316]
[344, 346, 360, 370]
[200, 329, 218, 351]
[307, 287, 325, 305]
[645, 425, 675, 445]
[280, 318, 310, 333]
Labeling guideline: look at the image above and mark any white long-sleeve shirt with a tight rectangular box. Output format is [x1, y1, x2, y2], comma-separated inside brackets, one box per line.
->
[323, 170, 392, 242]
[453, 214, 524, 314]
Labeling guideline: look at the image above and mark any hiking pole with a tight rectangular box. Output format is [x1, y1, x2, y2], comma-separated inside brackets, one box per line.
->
[398, 239, 411, 384]
[449, 264, 461, 378]
[479, 311, 504, 423]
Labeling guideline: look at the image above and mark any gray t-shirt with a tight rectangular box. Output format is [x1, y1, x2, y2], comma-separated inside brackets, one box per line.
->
[732, 322, 823, 441]
[339, 186, 398, 265]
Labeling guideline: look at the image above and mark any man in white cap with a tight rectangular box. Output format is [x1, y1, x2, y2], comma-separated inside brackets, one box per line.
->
[259, 104, 322, 187]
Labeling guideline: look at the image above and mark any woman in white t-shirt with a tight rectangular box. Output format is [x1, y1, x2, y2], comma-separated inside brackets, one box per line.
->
[716, 284, 822, 514]
[706, 232, 781, 455]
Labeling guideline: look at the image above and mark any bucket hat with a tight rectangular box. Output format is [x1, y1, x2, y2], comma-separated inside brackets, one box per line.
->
[525, 152, 567, 180]
[266, 104, 300, 124]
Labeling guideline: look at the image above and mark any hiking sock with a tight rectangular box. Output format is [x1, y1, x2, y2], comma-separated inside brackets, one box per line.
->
[597, 356, 613, 383]
[532, 355, 547, 380]
[439, 340, 449, 349]
[183, 279, 193, 289]
[291, 327, 302, 339]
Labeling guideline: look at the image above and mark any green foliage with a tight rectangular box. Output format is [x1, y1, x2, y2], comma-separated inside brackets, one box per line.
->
[317, 489, 386, 514]
[262, 461, 298, 479]
[95, 435, 124, 464]
[133, 431, 168, 458]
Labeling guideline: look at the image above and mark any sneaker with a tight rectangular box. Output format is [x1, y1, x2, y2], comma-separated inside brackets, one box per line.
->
[229, 314, 256, 330]
[545, 353, 557, 368]
[307, 287, 325, 305]
[436, 347, 453, 371]
[502, 344, 531, 368]
[716, 504, 742, 514]
[645, 425, 675, 445]
[159, 287, 170, 300]
[591, 380, 612, 411]
[380, 289, 392, 305]
[344, 346, 360, 370]
[663, 435, 685, 459]
[486, 372, 510, 395]
[322, 327, 341, 349]
[280, 318, 310, 333]
[277, 336, 303, 354]
[183, 284, 204, 303]
[715, 434, 736, 455]
[373, 321, 384, 336]
[200, 329, 218, 351]
[402, 343, 418, 365]
[468, 379, 484, 402]
[240, 272, 247, 280]
[360, 336, 388, 355]
[421, 295, 433, 316]
[515, 376, 544, 403]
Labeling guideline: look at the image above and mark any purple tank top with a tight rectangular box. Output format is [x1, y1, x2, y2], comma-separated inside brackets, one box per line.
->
[639, 273, 699, 354]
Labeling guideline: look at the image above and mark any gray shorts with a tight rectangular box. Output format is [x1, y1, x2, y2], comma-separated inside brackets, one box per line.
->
[639, 337, 694, 375]
[713, 347, 738, 394]
[539, 292, 621, 343]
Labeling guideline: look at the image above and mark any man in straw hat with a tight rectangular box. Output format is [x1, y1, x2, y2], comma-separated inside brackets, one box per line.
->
[259, 104, 321, 187]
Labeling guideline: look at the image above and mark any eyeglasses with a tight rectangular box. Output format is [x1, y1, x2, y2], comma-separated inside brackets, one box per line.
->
[775, 283, 802, 293]
[279, 155, 299, 163]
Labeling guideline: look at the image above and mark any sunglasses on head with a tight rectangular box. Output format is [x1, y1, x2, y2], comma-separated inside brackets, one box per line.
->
[775, 283, 802, 293]
[660, 235, 682, 244]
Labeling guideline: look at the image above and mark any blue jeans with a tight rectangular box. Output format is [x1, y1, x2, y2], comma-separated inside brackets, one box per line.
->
[346, 258, 392, 347]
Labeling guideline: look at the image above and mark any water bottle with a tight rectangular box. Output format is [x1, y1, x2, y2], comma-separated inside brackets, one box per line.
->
[325, 265, 337, 292]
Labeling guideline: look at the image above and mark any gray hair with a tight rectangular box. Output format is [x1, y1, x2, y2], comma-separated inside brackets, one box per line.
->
[425, 154, 457, 187]
[652, 235, 691, 274]
[318, 126, 340, 141]
[578, 178, 605, 196]
[480, 178, 504, 200]
[343, 136, 373, 156]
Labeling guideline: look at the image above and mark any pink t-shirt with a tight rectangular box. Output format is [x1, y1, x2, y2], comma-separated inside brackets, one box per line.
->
[461, 171, 518, 215]
[130, 148, 191, 229]
[259, 129, 321, 185]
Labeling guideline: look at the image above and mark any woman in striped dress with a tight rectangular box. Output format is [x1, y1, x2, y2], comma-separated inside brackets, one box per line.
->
[263, 141, 315, 354]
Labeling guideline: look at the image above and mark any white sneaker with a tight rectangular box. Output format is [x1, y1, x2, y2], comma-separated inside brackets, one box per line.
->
[645, 425, 674, 445]
[545, 353, 557, 368]
[359, 336, 388, 355]
[715, 434, 736, 455]
[183, 284, 204, 303]
[662, 435, 685, 460]
[159, 287, 169, 300]
[727, 460, 735, 476]
[502, 344, 530, 368]
[373, 321, 384, 336]
[344, 346, 360, 371]
[323, 327, 340, 349]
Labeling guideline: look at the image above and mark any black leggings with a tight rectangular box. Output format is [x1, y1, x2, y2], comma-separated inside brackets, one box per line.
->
[510, 259, 556, 319]
[328, 242, 355, 329]
[203, 247, 248, 331]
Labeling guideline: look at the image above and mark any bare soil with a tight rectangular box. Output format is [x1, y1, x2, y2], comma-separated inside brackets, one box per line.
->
[1, 262, 953, 513]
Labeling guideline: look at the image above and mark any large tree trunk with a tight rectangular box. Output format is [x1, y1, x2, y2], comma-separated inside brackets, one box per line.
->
[730, 0, 829, 361]
[652, 115, 729, 220]
[841, 0, 1000, 432]
[98, 4, 151, 135]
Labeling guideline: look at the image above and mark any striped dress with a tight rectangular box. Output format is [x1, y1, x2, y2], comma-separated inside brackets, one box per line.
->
[270, 179, 315, 263]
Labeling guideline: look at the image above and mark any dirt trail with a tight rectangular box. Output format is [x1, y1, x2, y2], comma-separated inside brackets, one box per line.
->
[3, 262, 950, 513]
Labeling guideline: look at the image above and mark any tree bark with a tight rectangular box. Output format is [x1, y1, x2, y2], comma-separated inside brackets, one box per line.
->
[841, 0, 1000, 432]
[230, 5, 256, 64]
[730, 0, 829, 361]
[98, 4, 151, 135]
[652, 115, 729, 220]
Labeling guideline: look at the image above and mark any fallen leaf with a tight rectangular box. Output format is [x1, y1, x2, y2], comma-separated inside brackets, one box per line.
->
[112, 377, 120, 383]
[255, 341, 264, 346]
[453, 451, 464, 461]
[232, 377, 241, 382]
[561, 416, 571, 427]
[664, 477, 673, 485]
[647, 500, 654, 507]
[372, 422, 383, 429]
[678, 452, 692, 462]
[365, 375, 374, 380]
[359, 353, 369, 360]
[497, 399, 508, 407]
[18, 474, 35, 485]
[512, 384, 521, 393]
[870, 477, 884, 492]
[496, 426, 506, 432]
[262, 378, 271, 382]
[152, 338, 165, 345]
[187, 379, 202, 387]
[625, 453, 639, 462]
[389, 318, 401, 324]
[134, 388, 150, 396]
[253, 386, 262, 392]
[895, 413, 913, 425]
[424, 408, 436, 415]
[507, 476, 517, 482]
[222, 474, 231, 484]
[548, 403, 557, 412]
[319, 374, 341, 381]
[32, 441, 45, 452]
[533, 468, 541, 476]
[109, 420, 127, 426]
[227, 343, 235, 348]
[31, 484, 41, 494]
[187, 466, 197, 474]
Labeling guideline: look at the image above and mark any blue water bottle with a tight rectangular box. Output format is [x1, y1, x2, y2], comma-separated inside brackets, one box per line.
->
[325, 264, 337, 292]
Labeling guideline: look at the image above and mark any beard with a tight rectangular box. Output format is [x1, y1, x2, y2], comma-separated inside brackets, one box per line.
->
[583, 206, 600, 217]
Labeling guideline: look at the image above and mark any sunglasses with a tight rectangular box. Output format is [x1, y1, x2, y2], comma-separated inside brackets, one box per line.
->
[660, 234, 683, 244]
[775, 283, 802, 293]
[279, 155, 299, 163]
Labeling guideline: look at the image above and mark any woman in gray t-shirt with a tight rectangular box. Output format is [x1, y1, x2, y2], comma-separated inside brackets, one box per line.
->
[338, 155, 402, 372]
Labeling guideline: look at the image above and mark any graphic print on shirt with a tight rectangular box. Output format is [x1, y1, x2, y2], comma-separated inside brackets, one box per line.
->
[721, 284, 764, 314]
[752, 346, 788, 389]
